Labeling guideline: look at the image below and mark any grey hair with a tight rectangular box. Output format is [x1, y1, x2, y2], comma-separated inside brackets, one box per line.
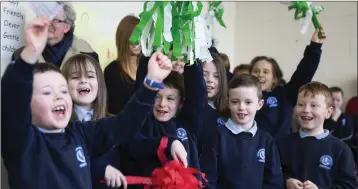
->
[57, 2, 76, 33]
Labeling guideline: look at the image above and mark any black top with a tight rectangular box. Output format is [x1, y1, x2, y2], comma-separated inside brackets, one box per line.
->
[104, 60, 136, 115]
[1, 58, 157, 189]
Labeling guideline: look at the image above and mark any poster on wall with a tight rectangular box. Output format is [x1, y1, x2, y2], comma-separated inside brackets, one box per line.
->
[1, 1, 25, 76]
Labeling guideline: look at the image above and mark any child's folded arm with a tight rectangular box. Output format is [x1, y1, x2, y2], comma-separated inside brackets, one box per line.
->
[339, 117, 354, 141]
[178, 62, 208, 138]
[284, 41, 322, 106]
[263, 140, 284, 189]
[1, 58, 37, 158]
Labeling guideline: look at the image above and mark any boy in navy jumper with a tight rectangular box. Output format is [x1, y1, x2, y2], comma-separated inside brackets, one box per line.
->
[92, 52, 207, 189]
[277, 82, 357, 189]
[324, 86, 354, 142]
[200, 74, 283, 189]
[1, 17, 173, 189]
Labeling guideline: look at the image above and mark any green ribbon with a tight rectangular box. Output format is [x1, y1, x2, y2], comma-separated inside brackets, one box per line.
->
[209, 1, 226, 28]
[129, 1, 225, 59]
[129, 2, 158, 45]
[288, 1, 324, 38]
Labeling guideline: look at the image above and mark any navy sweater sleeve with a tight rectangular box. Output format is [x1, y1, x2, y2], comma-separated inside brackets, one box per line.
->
[90, 147, 120, 180]
[72, 83, 157, 158]
[322, 144, 357, 189]
[134, 55, 150, 91]
[199, 135, 219, 189]
[340, 116, 354, 141]
[1, 58, 37, 162]
[284, 41, 322, 106]
[263, 140, 284, 189]
[178, 62, 208, 138]
[128, 134, 177, 162]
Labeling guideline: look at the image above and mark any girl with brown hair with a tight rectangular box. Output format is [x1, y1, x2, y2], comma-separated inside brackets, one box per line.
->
[61, 54, 107, 121]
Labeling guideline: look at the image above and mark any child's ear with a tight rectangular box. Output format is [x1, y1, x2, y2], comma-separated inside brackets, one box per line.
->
[179, 98, 185, 110]
[326, 106, 333, 119]
[257, 99, 264, 110]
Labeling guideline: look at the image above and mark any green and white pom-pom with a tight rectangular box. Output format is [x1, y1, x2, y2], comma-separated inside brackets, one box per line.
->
[281, 1, 324, 38]
[129, 1, 226, 65]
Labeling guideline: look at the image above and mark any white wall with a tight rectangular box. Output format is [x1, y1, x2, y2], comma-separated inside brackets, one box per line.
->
[233, 2, 357, 104]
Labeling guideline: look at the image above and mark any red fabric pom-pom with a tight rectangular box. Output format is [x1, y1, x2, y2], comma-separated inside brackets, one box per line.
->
[150, 160, 206, 189]
[101, 137, 207, 189]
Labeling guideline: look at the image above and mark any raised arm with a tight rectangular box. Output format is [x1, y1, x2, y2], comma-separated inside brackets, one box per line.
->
[178, 62, 208, 138]
[284, 29, 325, 105]
[199, 135, 219, 189]
[1, 17, 50, 160]
[134, 55, 151, 91]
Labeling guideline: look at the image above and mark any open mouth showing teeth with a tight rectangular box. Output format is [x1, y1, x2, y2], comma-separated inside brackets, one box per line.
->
[207, 86, 214, 90]
[52, 105, 66, 116]
[301, 116, 313, 121]
[78, 88, 90, 94]
[237, 113, 248, 119]
[156, 110, 168, 114]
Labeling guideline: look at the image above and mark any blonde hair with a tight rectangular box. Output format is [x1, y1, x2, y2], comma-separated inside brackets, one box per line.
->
[61, 54, 107, 120]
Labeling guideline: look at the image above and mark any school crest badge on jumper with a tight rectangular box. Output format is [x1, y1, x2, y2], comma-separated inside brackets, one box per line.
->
[177, 128, 188, 141]
[266, 97, 278, 108]
[341, 118, 346, 126]
[75, 146, 87, 168]
[217, 117, 226, 126]
[257, 148, 265, 163]
[319, 155, 333, 170]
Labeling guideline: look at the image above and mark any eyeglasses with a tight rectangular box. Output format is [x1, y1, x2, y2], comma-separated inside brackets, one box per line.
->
[51, 19, 67, 24]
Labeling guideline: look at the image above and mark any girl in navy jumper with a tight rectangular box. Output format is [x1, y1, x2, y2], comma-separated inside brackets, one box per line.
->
[197, 53, 229, 156]
[250, 29, 326, 140]
[1, 17, 172, 189]
[61, 54, 108, 121]
[200, 74, 283, 189]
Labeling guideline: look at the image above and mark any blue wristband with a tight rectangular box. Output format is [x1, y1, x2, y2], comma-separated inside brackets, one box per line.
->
[144, 76, 164, 89]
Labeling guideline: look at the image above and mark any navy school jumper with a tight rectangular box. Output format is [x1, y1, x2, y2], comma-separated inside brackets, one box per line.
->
[1, 58, 157, 189]
[324, 113, 355, 142]
[277, 131, 357, 189]
[255, 41, 323, 140]
[200, 120, 283, 189]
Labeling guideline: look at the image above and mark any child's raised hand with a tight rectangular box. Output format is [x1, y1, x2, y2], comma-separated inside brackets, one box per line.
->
[286, 178, 304, 189]
[104, 165, 127, 189]
[172, 57, 185, 75]
[147, 51, 173, 82]
[303, 180, 318, 189]
[311, 28, 326, 44]
[171, 140, 188, 168]
[21, 16, 50, 64]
